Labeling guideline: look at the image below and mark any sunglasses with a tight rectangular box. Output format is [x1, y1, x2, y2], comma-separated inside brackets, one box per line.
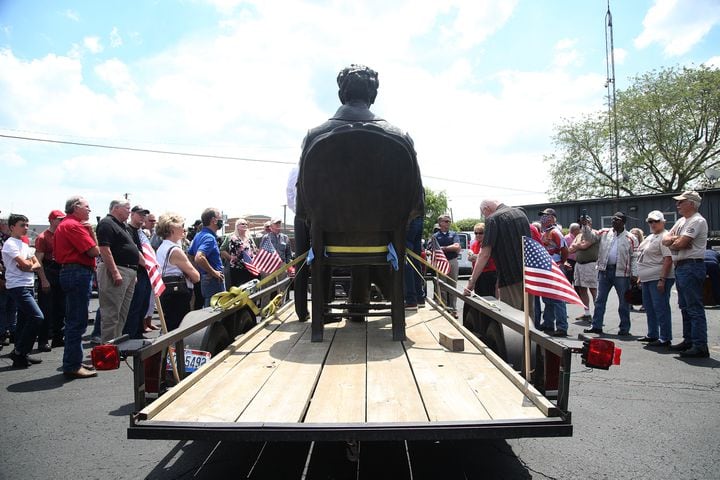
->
[647, 220, 660, 224]
[474, 231, 484, 234]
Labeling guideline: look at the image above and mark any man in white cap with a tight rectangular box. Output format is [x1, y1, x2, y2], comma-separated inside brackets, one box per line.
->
[662, 191, 709, 358]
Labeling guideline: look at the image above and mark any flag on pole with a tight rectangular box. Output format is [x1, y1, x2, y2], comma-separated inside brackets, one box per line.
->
[142, 242, 166, 296]
[241, 249, 260, 277]
[251, 236, 284, 274]
[430, 235, 450, 276]
[523, 236, 584, 307]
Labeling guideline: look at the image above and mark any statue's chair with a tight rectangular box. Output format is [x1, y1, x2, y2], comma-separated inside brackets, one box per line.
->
[299, 122, 419, 342]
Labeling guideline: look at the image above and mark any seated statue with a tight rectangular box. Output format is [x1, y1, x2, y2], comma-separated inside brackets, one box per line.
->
[294, 64, 424, 341]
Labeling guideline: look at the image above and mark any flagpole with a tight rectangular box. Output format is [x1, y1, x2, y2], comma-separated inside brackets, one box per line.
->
[522, 238, 531, 382]
[155, 293, 180, 383]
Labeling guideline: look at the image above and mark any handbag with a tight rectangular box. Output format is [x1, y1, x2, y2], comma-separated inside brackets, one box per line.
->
[624, 283, 643, 306]
[161, 246, 190, 295]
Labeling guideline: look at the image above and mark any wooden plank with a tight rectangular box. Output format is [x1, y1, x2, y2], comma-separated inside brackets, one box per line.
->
[304, 320, 367, 423]
[140, 305, 295, 421]
[366, 317, 428, 423]
[237, 323, 337, 423]
[151, 315, 289, 422]
[159, 318, 311, 422]
[426, 298, 559, 417]
[403, 320, 493, 421]
[423, 317, 546, 420]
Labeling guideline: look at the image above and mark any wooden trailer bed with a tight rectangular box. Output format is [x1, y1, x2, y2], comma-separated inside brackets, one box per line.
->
[129, 302, 570, 442]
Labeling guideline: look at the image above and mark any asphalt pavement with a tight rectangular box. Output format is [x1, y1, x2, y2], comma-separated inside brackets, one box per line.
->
[0, 284, 718, 479]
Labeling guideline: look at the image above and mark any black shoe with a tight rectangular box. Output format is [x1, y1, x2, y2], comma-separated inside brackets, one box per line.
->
[51, 337, 65, 348]
[583, 327, 603, 334]
[670, 341, 692, 351]
[9, 351, 41, 368]
[37, 344, 52, 352]
[551, 330, 568, 337]
[637, 336, 658, 342]
[646, 340, 671, 347]
[679, 346, 710, 358]
[9, 350, 30, 368]
[617, 330, 631, 336]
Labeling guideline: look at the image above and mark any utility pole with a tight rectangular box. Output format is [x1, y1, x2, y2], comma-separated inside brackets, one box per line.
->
[605, 0, 620, 208]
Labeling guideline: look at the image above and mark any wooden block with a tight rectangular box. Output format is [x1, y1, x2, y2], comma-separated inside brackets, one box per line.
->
[438, 330, 464, 352]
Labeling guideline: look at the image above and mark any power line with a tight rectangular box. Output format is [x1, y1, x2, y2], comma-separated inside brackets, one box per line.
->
[0, 133, 296, 165]
[1, 131, 546, 194]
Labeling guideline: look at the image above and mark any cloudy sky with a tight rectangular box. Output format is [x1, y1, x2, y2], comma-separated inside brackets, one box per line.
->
[1, 0, 719, 226]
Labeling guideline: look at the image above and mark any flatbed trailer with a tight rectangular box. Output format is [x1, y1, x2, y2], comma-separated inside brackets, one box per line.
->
[128, 278, 587, 443]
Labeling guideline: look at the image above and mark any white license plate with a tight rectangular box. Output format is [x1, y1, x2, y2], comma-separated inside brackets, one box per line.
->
[166, 347, 211, 373]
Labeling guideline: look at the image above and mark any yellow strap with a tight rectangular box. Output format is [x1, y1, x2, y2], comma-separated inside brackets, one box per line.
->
[209, 251, 309, 313]
[406, 249, 453, 281]
[325, 245, 388, 254]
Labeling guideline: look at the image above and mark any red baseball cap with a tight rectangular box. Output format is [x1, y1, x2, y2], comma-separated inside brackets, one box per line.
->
[48, 210, 66, 221]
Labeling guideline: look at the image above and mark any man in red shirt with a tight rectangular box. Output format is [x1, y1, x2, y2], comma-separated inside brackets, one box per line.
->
[34, 209, 67, 350]
[54, 196, 100, 379]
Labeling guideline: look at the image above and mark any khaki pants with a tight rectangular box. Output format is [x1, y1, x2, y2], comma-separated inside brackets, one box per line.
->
[498, 282, 534, 318]
[98, 263, 137, 342]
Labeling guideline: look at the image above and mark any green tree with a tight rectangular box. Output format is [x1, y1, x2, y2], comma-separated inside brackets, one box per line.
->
[423, 187, 448, 239]
[547, 65, 720, 201]
[455, 218, 482, 232]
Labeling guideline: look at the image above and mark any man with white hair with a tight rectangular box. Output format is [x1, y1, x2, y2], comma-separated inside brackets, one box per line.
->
[466, 199, 533, 313]
[96, 199, 139, 342]
[663, 191, 709, 358]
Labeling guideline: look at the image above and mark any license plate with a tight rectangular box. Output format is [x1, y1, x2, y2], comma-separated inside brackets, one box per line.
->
[166, 347, 211, 373]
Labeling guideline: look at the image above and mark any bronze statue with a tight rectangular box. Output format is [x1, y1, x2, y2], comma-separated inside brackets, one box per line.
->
[295, 64, 424, 342]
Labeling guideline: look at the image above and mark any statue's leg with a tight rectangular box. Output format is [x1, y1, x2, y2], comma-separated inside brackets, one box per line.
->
[349, 266, 370, 322]
[392, 231, 406, 341]
[294, 217, 309, 322]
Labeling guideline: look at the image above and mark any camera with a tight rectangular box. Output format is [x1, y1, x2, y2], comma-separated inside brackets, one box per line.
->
[579, 208, 589, 223]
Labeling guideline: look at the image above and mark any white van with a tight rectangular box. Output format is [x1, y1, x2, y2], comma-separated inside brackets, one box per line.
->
[457, 231, 473, 275]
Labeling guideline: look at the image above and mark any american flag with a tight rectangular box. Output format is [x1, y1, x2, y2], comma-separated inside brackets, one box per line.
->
[251, 235, 284, 274]
[523, 237, 584, 307]
[241, 249, 260, 277]
[142, 242, 166, 296]
[430, 235, 450, 276]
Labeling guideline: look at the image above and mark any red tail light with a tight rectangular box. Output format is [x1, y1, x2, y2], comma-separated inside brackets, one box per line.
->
[581, 338, 621, 369]
[91, 344, 121, 370]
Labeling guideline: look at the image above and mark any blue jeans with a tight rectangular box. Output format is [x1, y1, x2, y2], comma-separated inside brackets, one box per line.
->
[7, 286, 43, 355]
[642, 279, 674, 341]
[404, 216, 424, 305]
[201, 275, 225, 307]
[0, 289, 17, 335]
[60, 266, 93, 372]
[592, 265, 631, 332]
[124, 269, 150, 339]
[675, 261, 707, 346]
[541, 297, 568, 331]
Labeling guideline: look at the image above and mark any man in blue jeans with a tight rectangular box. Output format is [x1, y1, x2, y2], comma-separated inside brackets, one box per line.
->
[189, 208, 225, 307]
[663, 191, 710, 358]
[1, 214, 44, 368]
[582, 212, 638, 335]
[54, 196, 100, 378]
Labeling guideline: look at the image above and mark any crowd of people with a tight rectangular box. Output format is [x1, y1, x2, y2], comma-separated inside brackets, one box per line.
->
[0, 199, 294, 378]
[463, 190, 711, 359]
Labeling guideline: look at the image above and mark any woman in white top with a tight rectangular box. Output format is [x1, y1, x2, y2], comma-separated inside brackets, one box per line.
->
[636, 210, 675, 347]
[156, 213, 200, 331]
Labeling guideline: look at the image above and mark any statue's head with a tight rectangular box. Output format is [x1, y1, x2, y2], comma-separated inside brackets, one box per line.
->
[337, 64, 379, 105]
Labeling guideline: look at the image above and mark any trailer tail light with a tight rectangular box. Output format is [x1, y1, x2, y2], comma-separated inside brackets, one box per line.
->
[91, 344, 121, 370]
[581, 338, 621, 369]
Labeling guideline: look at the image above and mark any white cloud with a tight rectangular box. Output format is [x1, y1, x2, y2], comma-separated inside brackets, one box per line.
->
[63, 9, 80, 22]
[0, 150, 26, 167]
[553, 38, 581, 68]
[705, 56, 720, 68]
[634, 0, 720, 56]
[83, 36, 103, 54]
[110, 27, 123, 48]
[0, 1, 635, 222]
